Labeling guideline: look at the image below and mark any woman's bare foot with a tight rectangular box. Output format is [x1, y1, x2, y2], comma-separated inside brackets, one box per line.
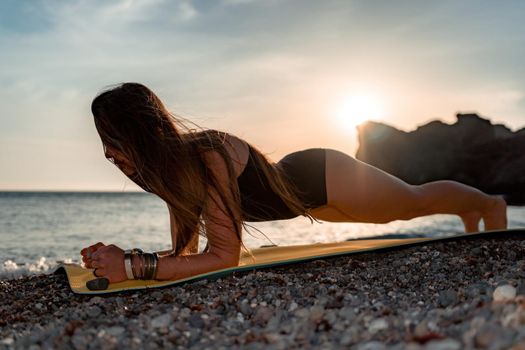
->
[481, 195, 508, 231]
[459, 196, 507, 233]
[458, 195, 508, 233]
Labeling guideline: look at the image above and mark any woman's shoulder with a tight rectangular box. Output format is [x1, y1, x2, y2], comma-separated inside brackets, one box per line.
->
[219, 132, 250, 178]
[196, 130, 250, 178]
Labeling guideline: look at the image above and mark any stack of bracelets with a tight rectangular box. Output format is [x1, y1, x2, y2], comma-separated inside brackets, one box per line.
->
[124, 248, 160, 280]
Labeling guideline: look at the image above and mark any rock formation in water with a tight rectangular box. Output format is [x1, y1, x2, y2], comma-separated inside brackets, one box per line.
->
[355, 113, 525, 205]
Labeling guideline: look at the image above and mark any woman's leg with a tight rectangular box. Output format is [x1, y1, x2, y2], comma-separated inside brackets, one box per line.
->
[319, 149, 507, 233]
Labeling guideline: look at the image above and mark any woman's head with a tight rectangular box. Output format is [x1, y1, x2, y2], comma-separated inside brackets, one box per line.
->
[103, 143, 136, 176]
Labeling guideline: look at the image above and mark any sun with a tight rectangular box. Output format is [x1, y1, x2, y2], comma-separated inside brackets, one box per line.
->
[335, 94, 385, 130]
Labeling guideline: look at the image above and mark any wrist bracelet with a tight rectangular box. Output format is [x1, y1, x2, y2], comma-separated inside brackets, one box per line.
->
[152, 252, 159, 280]
[124, 252, 134, 279]
[140, 254, 145, 280]
[146, 253, 154, 280]
[143, 253, 150, 280]
[125, 249, 144, 280]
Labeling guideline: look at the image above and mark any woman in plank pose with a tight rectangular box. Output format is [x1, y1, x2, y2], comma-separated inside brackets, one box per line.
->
[82, 82, 507, 283]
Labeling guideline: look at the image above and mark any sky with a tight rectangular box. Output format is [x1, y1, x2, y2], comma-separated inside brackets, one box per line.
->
[1, 0, 524, 191]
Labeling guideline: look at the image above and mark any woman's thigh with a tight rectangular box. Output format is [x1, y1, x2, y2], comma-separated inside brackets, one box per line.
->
[321, 149, 422, 223]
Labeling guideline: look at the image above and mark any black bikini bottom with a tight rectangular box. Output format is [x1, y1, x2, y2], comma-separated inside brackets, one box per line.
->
[278, 147, 328, 209]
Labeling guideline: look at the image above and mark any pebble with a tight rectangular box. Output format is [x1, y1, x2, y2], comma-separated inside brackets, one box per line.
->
[338, 306, 355, 321]
[151, 314, 172, 329]
[86, 305, 102, 318]
[71, 333, 89, 350]
[340, 333, 353, 346]
[368, 318, 388, 333]
[288, 301, 298, 312]
[106, 326, 125, 337]
[438, 290, 457, 307]
[308, 306, 325, 324]
[1, 338, 14, 345]
[188, 314, 204, 328]
[240, 301, 252, 315]
[493, 285, 516, 302]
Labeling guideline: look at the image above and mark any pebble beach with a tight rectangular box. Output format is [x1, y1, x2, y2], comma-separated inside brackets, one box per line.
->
[1, 234, 525, 350]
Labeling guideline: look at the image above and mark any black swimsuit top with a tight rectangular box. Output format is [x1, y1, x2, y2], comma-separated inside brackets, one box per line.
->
[236, 145, 298, 222]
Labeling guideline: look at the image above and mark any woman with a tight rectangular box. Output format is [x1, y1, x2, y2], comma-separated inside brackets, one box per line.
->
[81, 82, 508, 284]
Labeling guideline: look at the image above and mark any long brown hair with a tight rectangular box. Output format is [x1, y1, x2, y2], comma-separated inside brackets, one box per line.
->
[91, 82, 316, 257]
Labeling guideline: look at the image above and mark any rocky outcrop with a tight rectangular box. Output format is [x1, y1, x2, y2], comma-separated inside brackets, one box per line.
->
[355, 113, 525, 205]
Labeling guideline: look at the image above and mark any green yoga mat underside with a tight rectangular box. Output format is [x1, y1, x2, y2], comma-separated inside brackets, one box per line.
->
[53, 228, 525, 295]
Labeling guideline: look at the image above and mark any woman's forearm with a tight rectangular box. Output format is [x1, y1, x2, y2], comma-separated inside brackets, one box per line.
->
[156, 252, 237, 280]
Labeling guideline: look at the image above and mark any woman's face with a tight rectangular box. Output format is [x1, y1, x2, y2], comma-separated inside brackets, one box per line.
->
[104, 144, 136, 176]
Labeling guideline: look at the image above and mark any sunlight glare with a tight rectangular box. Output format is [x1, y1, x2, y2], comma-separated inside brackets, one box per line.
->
[335, 94, 385, 131]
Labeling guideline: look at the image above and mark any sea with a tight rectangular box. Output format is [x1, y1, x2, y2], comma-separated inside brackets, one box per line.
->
[1, 191, 524, 280]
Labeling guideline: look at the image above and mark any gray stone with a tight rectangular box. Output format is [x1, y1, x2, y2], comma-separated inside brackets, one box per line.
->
[0, 337, 15, 346]
[324, 310, 338, 326]
[89, 296, 104, 304]
[308, 306, 325, 324]
[188, 314, 204, 329]
[252, 307, 274, 325]
[471, 247, 482, 256]
[338, 306, 356, 321]
[151, 314, 172, 329]
[438, 290, 457, 308]
[493, 285, 516, 302]
[240, 301, 252, 316]
[106, 326, 125, 338]
[86, 305, 102, 318]
[71, 333, 89, 350]
[339, 333, 353, 346]
[368, 318, 388, 333]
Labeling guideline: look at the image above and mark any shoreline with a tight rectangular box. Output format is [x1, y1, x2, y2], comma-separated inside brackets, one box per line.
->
[1, 237, 525, 349]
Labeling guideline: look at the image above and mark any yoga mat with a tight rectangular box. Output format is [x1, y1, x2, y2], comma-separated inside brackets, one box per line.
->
[53, 228, 525, 295]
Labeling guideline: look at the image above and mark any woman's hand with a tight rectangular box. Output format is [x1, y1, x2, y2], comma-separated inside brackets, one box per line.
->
[80, 242, 106, 268]
[81, 243, 128, 283]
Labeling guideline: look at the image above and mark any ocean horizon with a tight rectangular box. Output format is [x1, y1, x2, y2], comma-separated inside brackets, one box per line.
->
[1, 191, 524, 280]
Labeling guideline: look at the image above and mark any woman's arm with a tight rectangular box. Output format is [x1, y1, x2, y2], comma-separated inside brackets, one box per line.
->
[144, 150, 241, 280]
